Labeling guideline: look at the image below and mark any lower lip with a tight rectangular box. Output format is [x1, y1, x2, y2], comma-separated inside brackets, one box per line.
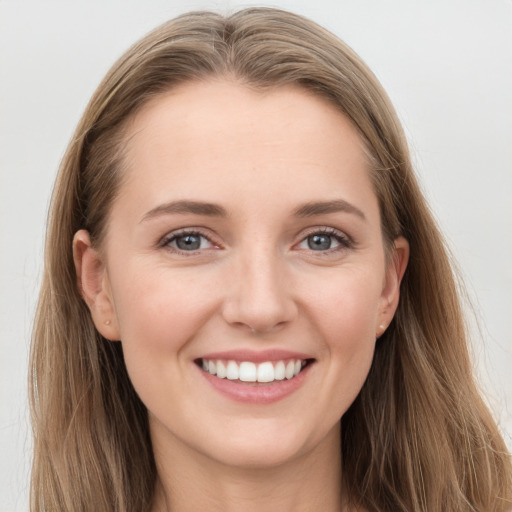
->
[197, 363, 313, 404]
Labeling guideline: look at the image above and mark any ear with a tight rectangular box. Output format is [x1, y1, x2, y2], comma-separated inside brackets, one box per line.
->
[73, 229, 121, 341]
[376, 236, 409, 337]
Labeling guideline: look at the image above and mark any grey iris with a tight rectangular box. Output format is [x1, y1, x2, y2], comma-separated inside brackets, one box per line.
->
[308, 234, 331, 250]
[176, 235, 201, 250]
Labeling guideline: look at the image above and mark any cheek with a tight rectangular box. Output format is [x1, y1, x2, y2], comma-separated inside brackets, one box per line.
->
[301, 269, 381, 411]
[108, 266, 221, 416]
[304, 267, 383, 346]
[110, 265, 219, 365]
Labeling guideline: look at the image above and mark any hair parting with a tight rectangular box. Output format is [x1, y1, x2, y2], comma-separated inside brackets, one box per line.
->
[30, 7, 511, 511]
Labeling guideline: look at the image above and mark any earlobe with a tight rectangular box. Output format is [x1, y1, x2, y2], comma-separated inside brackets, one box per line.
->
[377, 236, 409, 335]
[72, 229, 121, 341]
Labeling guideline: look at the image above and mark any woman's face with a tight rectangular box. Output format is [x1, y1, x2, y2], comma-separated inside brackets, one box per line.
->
[75, 80, 407, 469]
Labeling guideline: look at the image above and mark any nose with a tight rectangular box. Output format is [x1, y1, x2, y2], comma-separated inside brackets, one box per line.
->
[221, 247, 298, 334]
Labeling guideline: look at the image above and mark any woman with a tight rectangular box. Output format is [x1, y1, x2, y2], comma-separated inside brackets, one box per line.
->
[30, 7, 512, 511]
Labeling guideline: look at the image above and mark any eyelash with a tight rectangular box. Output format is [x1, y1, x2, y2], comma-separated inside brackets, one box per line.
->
[160, 229, 217, 254]
[298, 227, 353, 253]
[159, 227, 353, 255]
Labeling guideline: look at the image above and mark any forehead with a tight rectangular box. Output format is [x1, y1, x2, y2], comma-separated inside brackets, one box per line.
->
[116, 79, 378, 222]
[124, 79, 366, 161]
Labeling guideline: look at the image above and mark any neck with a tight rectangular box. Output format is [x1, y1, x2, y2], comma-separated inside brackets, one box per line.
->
[151, 423, 345, 512]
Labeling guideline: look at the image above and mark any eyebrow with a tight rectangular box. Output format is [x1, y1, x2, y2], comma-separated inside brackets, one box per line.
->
[140, 200, 228, 222]
[293, 199, 366, 221]
[140, 198, 366, 223]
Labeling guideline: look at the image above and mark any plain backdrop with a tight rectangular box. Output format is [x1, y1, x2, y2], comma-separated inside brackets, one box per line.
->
[1, 0, 511, 509]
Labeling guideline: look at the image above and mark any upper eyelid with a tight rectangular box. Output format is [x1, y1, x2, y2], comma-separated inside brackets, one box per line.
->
[297, 226, 351, 241]
[160, 227, 219, 247]
[301, 226, 344, 235]
[162, 226, 215, 239]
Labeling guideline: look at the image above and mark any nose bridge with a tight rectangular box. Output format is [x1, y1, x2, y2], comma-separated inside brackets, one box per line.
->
[222, 239, 297, 333]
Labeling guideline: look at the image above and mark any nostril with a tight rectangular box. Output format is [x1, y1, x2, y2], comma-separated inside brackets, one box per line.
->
[221, 276, 298, 333]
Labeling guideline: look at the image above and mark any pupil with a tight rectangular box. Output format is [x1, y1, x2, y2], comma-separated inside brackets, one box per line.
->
[308, 234, 331, 251]
[177, 235, 200, 250]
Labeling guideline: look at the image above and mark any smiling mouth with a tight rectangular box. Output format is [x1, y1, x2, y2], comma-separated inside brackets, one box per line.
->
[196, 358, 314, 384]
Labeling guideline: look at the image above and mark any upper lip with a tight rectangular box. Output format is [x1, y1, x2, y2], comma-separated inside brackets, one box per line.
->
[198, 349, 314, 363]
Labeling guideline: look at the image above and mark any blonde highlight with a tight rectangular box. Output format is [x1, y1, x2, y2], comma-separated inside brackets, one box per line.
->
[30, 8, 511, 511]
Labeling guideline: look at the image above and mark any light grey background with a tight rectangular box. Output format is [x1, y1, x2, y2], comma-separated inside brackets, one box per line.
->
[1, 0, 511, 509]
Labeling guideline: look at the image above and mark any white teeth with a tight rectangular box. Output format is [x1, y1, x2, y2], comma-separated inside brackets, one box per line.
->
[257, 361, 274, 383]
[226, 360, 239, 380]
[239, 362, 257, 382]
[285, 360, 295, 379]
[216, 360, 227, 379]
[201, 358, 308, 383]
[274, 361, 285, 380]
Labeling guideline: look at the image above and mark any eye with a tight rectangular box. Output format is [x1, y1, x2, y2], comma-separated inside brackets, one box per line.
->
[297, 228, 351, 252]
[163, 230, 215, 252]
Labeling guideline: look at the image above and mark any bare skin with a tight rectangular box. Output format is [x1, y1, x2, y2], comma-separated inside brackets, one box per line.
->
[74, 79, 408, 512]
[151, 422, 343, 512]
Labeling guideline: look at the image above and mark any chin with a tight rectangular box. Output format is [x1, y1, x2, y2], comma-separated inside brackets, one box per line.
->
[196, 418, 335, 470]
[205, 439, 305, 470]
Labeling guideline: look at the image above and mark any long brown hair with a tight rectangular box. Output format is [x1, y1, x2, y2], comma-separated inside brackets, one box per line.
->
[30, 8, 512, 511]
